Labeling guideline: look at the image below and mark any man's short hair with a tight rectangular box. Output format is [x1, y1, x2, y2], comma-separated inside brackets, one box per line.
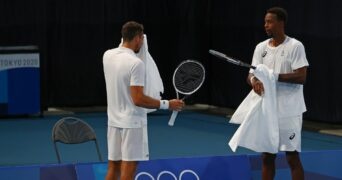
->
[267, 7, 288, 24]
[121, 21, 144, 42]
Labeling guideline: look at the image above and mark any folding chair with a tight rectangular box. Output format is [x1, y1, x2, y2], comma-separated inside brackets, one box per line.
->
[52, 117, 103, 163]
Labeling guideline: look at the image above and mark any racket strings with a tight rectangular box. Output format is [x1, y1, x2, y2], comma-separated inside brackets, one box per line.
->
[174, 62, 205, 94]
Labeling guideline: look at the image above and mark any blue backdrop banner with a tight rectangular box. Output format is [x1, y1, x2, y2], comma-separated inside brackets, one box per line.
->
[1, 151, 342, 180]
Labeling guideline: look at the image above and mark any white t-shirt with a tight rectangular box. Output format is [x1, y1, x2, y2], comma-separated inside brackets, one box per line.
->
[103, 47, 147, 128]
[250, 36, 309, 118]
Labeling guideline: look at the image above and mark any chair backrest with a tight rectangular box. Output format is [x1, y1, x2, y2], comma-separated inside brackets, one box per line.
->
[52, 117, 103, 163]
[52, 117, 96, 144]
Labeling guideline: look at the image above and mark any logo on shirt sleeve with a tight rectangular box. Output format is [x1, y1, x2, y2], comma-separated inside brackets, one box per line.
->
[262, 51, 267, 57]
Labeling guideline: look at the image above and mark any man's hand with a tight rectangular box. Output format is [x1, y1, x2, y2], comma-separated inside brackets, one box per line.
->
[251, 77, 264, 96]
[169, 99, 185, 111]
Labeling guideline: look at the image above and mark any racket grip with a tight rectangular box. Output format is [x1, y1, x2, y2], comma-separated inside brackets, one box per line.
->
[168, 111, 179, 126]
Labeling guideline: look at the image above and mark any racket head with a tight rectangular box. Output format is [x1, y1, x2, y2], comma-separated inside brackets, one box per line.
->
[172, 60, 205, 95]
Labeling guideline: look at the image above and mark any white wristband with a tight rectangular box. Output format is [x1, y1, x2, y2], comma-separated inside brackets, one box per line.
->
[159, 100, 169, 110]
[250, 75, 256, 83]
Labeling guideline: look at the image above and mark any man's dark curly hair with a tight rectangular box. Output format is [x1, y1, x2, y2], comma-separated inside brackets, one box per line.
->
[267, 7, 288, 24]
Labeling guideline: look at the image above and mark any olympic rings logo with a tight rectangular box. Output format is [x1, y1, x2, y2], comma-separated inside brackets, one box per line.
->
[135, 169, 200, 180]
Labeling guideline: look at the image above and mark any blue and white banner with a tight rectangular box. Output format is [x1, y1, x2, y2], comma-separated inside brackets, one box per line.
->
[0, 53, 39, 71]
[1, 151, 342, 180]
[0, 53, 40, 115]
[134, 155, 251, 180]
[77, 155, 252, 180]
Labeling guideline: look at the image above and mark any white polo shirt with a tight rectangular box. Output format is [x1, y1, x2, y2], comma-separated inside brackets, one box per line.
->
[250, 36, 309, 118]
[103, 47, 147, 128]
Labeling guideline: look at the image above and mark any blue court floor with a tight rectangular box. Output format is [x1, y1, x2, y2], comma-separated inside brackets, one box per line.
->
[0, 109, 342, 167]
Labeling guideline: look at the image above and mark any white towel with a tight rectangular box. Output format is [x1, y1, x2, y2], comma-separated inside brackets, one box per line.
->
[228, 64, 279, 153]
[120, 34, 164, 113]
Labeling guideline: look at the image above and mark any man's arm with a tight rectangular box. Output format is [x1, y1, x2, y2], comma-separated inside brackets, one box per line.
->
[130, 86, 184, 111]
[247, 66, 307, 96]
[278, 66, 307, 84]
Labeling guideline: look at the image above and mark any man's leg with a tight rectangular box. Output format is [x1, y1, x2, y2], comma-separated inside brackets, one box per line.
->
[286, 151, 304, 180]
[262, 152, 277, 180]
[120, 161, 138, 180]
[106, 160, 121, 180]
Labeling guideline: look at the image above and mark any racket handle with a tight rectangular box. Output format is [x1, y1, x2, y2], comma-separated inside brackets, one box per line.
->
[168, 111, 179, 126]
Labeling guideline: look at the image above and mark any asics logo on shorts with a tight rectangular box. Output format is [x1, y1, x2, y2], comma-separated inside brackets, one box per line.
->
[289, 133, 296, 140]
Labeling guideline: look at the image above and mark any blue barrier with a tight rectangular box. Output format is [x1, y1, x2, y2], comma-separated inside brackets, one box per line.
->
[0, 150, 341, 180]
[40, 164, 77, 180]
[249, 150, 342, 180]
[0, 165, 40, 180]
[75, 155, 251, 180]
[0, 49, 40, 116]
[301, 150, 342, 179]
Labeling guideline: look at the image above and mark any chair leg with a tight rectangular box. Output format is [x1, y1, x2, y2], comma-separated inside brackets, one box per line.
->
[94, 140, 103, 161]
[54, 142, 61, 163]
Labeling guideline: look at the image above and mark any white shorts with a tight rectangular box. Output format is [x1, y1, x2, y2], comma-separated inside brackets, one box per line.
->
[278, 115, 302, 152]
[107, 125, 149, 161]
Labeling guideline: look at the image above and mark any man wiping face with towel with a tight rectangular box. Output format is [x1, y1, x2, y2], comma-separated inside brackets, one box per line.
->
[103, 21, 184, 180]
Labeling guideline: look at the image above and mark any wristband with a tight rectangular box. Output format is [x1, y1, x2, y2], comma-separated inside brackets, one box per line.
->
[159, 100, 169, 109]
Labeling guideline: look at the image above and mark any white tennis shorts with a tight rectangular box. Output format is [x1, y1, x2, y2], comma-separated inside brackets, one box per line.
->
[278, 115, 302, 152]
[107, 125, 149, 161]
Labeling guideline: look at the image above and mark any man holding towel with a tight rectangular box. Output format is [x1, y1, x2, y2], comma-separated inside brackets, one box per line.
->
[103, 21, 184, 180]
[248, 7, 309, 180]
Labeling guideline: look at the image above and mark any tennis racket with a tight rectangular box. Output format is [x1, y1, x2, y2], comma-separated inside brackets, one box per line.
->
[209, 49, 256, 69]
[168, 60, 205, 126]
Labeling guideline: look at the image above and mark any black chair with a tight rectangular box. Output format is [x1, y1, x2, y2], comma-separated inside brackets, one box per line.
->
[52, 117, 103, 163]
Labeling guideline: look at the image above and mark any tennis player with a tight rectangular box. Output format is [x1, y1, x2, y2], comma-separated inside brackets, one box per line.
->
[248, 7, 309, 180]
[103, 21, 184, 180]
